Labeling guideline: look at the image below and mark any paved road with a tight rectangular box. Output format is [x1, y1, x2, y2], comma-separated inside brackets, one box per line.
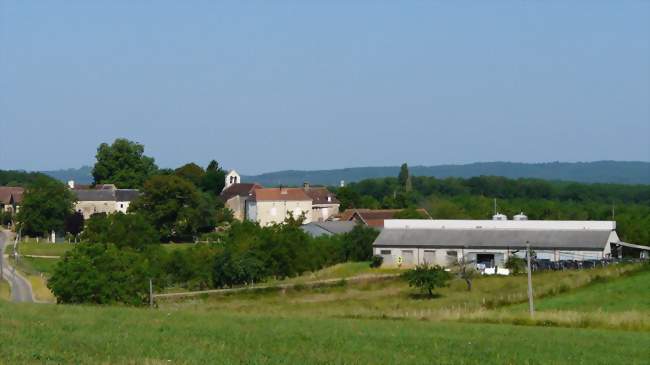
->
[0, 230, 35, 302]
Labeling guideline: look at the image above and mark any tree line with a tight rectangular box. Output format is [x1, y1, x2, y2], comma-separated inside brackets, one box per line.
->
[334, 164, 650, 245]
[48, 214, 379, 305]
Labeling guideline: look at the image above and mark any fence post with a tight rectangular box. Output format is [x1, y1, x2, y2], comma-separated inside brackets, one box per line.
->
[149, 278, 154, 308]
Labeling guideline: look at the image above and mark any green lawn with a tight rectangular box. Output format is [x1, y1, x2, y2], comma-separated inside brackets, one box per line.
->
[14, 241, 75, 256]
[0, 301, 647, 364]
[526, 269, 650, 312]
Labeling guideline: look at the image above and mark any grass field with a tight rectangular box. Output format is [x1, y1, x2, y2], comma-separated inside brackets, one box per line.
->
[528, 269, 650, 312]
[0, 301, 647, 364]
[0, 262, 648, 363]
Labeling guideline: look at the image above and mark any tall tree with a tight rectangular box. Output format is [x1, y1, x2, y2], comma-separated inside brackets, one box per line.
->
[92, 138, 158, 188]
[17, 177, 76, 236]
[398, 163, 412, 192]
[175, 163, 206, 187]
[129, 175, 208, 242]
[201, 160, 226, 196]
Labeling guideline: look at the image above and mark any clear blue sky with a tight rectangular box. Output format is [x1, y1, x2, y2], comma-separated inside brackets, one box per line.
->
[1, 1, 649, 174]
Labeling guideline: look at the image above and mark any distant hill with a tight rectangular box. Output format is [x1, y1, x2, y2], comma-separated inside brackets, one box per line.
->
[40, 161, 650, 187]
[242, 161, 650, 186]
[42, 166, 93, 184]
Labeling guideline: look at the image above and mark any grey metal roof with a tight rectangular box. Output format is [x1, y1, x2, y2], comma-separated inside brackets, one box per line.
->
[302, 221, 357, 237]
[115, 189, 140, 202]
[74, 189, 116, 201]
[373, 228, 612, 251]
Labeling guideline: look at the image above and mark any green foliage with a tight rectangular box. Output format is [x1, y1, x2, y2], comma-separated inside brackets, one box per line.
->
[402, 264, 452, 297]
[81, 212, 159, 250]
[210, 220, 374, 288]
[129, 175, 212, 242]
[164, 244, 220, 290]
[64, 211, 84, 235]
[505, 256, 527, 275]
[174, 163, 205, 187]
[16, 177, 75, 236]
[393, 207, 428, 219]
[92, 138, 158, 188]
[398, 163, 412, 192]
[334, 175, 650, 245]
[370, 255, 383, 268]
[48, 243, 153, 305]
[0, 170, 56, 186]
[340, 225, 379, 261]
[201, 160, 226, 197]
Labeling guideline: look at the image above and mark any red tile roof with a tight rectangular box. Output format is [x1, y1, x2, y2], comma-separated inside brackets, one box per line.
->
[252, 188, 312, 202]
[303, 187, 339, 205]
[220, 183, 263, 201]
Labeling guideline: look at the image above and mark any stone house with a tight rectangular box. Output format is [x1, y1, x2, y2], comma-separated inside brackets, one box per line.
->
[246, 187, 313, 226]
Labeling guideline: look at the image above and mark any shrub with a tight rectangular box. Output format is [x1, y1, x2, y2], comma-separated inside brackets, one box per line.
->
[48, 243, 153, 305]
[402, 264, 452, 297]
[505, 256, 527, 275]
[370, 255, 384, 268]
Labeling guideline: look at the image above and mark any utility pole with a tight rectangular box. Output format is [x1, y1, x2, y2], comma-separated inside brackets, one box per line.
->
[526, 243, 535, 317]
[149, 278, 154, 308]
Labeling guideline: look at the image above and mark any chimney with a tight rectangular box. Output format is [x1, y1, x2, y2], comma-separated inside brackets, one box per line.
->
[340, 180, 345, 188]
[303, 181, 310, 191]
[280, 185, 288, 195]
[67, 180, 75, 189]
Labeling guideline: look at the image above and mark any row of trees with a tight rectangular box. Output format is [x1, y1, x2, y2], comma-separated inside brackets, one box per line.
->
[48, 214, 379, 304]
[14, 139, 233, 240]
[336, 173, 650, 211]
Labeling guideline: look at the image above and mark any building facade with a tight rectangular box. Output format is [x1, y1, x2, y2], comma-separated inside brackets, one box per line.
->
[72, 184, 140, 219]
[246, 187, 313, 226]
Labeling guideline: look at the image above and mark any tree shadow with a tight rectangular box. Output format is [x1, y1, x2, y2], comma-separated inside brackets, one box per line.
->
[408, 292, 442, 300]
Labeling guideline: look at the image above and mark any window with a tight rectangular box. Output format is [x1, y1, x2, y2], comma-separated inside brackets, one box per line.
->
[380, 250, 391, 255]
[120, 203, 124, 209]
[446, 251, 457, 257]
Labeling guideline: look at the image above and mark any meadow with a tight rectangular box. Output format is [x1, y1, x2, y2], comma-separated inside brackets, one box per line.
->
[0, 300, 648, 365]
[0, 249, 648, 363]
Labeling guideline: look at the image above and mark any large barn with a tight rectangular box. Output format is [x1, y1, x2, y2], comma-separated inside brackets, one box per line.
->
[372, 219, 634, 268]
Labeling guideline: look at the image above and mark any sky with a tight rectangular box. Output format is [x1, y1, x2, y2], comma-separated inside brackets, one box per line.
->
[1, 1, 649, 174]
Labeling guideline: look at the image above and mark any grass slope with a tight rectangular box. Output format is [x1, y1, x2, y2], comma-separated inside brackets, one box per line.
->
[0, 301, 648, 365]
[530, 269, 650, 312]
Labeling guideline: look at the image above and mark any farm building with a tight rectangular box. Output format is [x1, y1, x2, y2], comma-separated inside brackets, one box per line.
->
[372, 219, 635, 268]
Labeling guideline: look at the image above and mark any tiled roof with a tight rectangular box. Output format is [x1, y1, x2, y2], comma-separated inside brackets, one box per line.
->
[221, 183, 262, 201]
[0, 187, 24, 205]
[304, 187, 339, 205]
[252, 188, 312, 202]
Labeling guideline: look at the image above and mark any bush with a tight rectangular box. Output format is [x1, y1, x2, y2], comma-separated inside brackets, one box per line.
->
[402, 264, 451, 297]
[48, 243, 153, 305]
[505, 256, 527, 275]
[370, 255, 383, 268]
[340, 225, 379, 261]
[81, 212, 159, 250]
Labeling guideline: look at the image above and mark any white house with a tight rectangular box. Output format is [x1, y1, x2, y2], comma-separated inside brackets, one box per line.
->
[373, 219, 621, 268]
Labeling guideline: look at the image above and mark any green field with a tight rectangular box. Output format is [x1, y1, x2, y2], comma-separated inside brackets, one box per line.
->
[1, 260, 648, 363]
[9, 241, 74, 257]
[526, 269, 650, 312]
[0, 301, 648, 364]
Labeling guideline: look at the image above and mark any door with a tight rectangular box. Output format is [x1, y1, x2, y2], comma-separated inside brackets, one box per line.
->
[402, 250, 415, 265]
[423, 250, 436, 265]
